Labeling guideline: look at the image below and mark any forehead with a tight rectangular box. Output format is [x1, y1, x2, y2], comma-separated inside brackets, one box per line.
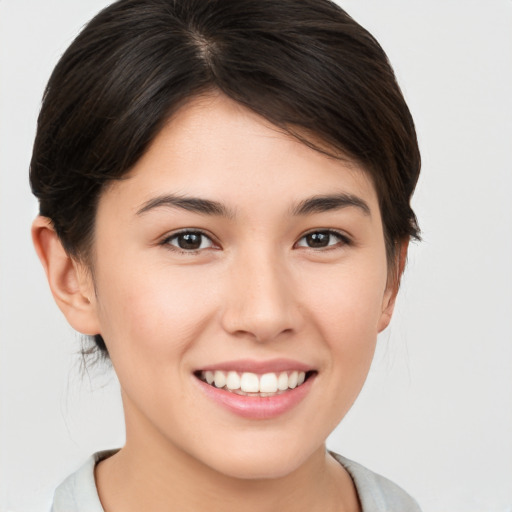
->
[99, 93, 380, 220]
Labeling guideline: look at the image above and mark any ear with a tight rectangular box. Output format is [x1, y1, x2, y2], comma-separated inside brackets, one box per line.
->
[377, 239, 409, 333]
[31, 216, 101, 336]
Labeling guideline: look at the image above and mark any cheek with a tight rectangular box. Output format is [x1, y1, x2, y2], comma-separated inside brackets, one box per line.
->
[301, 261, 388, 336]
[298, 261, 387, 388]
[94, 262, 218, 367]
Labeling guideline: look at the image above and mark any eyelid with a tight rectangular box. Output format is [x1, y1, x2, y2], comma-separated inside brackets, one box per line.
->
[160, 228, 220, 252]
[294, 229, 351, 249]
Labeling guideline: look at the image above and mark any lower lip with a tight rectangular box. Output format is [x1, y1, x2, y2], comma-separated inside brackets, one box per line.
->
[195, 374, 316, 420]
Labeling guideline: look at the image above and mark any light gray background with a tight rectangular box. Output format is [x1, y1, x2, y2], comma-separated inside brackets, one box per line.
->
[1, 1, 511, 511]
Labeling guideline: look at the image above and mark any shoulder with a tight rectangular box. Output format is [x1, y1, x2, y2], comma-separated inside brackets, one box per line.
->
[51, 450, 117, 512]
[331, 452, 422, 512]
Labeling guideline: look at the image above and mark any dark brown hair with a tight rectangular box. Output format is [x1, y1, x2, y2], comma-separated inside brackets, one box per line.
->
[30, 0, 421, 357]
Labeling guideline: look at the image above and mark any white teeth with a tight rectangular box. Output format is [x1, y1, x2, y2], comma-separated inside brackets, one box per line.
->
[259, 373, 278, 393]
[214, 370, 226, 388]
[277, 372, 289, 391]
[201, 370, 309, 393]
[240, 372, 260, 392]
[226, 371, 241, 390]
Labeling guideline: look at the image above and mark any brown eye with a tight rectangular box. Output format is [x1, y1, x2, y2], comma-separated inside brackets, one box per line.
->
[296, 230, 348, 249]
[165, 231, 214, 251]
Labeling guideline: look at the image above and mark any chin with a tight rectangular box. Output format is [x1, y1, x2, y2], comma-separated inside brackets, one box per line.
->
[197, 438, 322, 481]
[212, 458, 304, 481]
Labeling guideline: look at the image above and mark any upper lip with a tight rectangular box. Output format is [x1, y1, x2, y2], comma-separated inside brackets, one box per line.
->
[196, 358, 315, 374]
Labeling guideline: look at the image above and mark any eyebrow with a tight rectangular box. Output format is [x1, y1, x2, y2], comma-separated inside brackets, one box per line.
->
[291, 193, 371, 216]
[136, 192, 371, 218]
[136, 194, 235, 218]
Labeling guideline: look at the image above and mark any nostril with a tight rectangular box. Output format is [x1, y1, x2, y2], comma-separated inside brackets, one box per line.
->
[220, 273, 301, 342]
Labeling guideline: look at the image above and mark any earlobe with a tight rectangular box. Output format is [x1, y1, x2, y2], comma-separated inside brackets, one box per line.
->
[377, 239, 409, 333]
[31, 216, 101, 336]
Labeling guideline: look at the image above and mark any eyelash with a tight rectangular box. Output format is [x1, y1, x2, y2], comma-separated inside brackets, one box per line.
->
[160, 229, 351, 254]
[295, 230, 351, 250]
[160, 229, 218, 254]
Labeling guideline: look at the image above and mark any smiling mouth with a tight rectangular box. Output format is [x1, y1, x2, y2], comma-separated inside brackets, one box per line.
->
[195, 370, 316, 397]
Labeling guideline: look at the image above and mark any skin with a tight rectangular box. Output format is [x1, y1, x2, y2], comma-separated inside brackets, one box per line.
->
[33, 93, 405, 512]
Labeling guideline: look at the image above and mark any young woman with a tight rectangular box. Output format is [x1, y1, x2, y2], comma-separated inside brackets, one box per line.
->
[30, 0, 422, 510]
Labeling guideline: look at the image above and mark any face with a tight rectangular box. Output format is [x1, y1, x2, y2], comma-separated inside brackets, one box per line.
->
[85, 94, 396, 479]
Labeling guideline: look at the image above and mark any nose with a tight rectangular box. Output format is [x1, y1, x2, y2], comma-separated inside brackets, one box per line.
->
[220, 248, 302, 343]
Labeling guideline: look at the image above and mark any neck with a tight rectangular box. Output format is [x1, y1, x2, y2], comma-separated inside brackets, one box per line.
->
[95, 400, 360, 512]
